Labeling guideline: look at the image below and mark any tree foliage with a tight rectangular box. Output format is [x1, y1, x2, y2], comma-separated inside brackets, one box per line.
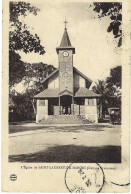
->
[92, 80, 109, 117]
[10, 62, 56, 120]
[106, 66, 121, 88]
[9, 2, 45, 88]
[9, 1, 45, 54]
[9, 51, 26, 86]
[92, 66, 122, 117]
[9, 2, 57, 121]
[22, 62, 56, 93]
[93, 2, 122, 47]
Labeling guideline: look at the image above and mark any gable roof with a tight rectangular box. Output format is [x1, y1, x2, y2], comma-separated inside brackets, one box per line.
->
[59, 89, 73, 96]
[34, 88, 59, 98]
[73, 67, 92, 83]
[75, 87, 101, 98]
[34, 87, 100, 98]
[41, 67, 92, 85]
[41, 68, 59, 83]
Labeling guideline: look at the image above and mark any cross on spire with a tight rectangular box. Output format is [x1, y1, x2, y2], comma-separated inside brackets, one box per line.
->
[64, 20, 68, 30]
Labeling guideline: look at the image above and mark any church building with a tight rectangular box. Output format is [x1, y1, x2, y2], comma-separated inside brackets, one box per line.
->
[34, 22, 100, 124]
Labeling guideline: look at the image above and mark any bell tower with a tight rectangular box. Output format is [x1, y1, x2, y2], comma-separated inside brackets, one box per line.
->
[56, 20, 75, 95]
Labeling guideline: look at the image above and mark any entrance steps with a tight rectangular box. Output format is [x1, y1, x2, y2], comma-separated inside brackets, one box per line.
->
[40, 115, 92, 125]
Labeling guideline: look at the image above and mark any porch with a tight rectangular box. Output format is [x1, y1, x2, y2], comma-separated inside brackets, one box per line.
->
[36, 96, 98, 123]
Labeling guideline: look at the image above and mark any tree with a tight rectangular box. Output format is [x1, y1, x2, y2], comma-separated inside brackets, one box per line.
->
[9, 51, 26, 87]
[22, 62, 56, 114]
[92, 80, 109, 117]
[93, 2, 122, 47]
[10, 62, 56, 118]
[106, 66, 121, 88]
[9, 2, 45, 88]
[9, 2, 57, 121]
[106, 66, 121, 109]
[9, 2, 45, 54]
[92, 66, 122, 118]
[9, 91, 36, 121]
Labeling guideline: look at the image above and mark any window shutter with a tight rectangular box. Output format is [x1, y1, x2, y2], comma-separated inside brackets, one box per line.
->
[88, 99, 94, 106]
[39, 100, 45, 106]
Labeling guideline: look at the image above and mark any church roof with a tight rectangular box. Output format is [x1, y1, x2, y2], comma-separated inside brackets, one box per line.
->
[60, 29, 72, 47]
[59, 89, 73, 96]
[56, 28, 75, 54]
[34, 88, 100, 98]
[41, 67, 92, 85]
[74, 87, 100, 98]
[41, 68, 59, 83]
[34, 88, 59, 98]
[73, 67, 92, 84]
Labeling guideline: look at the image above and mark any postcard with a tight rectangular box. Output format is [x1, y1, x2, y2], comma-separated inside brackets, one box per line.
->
[2, 0, 130, 192]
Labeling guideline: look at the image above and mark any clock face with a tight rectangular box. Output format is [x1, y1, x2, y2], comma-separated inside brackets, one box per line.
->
[63, 51, 69, 57]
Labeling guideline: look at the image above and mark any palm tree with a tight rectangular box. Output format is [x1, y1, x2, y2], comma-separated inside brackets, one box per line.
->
[92, 80, 109, 118]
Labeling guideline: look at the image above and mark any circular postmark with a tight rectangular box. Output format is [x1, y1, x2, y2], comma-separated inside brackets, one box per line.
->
[65, 163, 105, 193]
[10, 174, 17, 181]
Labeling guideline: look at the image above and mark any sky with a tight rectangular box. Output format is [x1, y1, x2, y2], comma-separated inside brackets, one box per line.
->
[15, 0, 122, 92]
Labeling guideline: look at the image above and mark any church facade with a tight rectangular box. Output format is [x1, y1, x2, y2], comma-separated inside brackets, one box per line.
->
[34, 25, 100, 123]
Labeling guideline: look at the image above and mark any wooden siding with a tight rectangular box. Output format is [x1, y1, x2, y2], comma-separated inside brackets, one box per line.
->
[48, 73, 59, 89]
[73, 71, 86, 91]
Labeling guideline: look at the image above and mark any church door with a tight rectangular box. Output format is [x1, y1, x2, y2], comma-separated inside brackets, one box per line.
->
[60, 95, 72, 115]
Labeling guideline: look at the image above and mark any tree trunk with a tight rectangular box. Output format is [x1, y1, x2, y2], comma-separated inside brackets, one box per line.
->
[31, 99, 36, 113]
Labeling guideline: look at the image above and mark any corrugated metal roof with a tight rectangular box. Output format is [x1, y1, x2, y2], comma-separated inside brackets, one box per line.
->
[34, 87, 100, 98]
[74, 87, 101, 97]
[34, 88, 59, 98]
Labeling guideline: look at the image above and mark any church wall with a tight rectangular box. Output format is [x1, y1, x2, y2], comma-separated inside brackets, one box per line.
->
[73, 71, 86, 91]
[73, 72, 79, 91]
[36, 99, 48, 123]
[59, 50, 73, 93]
[48, 98, 59, 115]
[73, 98, 98, 123]
[79, 76, 86, 87]
[48, 73, 59, 88]
[53, 106, 60, 115]
[84, 105, 98, 123]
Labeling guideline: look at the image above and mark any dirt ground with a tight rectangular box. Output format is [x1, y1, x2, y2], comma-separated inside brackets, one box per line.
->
[9, 123, 121, 163]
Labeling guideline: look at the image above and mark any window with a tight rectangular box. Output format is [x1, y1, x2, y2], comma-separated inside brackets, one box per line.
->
[88, 99, 94, 106]
[39, 100, 45, 106]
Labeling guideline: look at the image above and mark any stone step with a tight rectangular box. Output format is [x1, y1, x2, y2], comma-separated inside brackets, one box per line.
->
[40, 115, 93, 125]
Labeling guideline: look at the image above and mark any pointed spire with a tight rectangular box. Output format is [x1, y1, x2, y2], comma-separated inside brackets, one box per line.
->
[56, 21, 75, 54]
[60, 28, 72, 47]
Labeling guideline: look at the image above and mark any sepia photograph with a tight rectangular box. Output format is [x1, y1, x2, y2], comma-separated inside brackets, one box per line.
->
[8, 1, 122, 163]
[2, 0, 131, 192]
